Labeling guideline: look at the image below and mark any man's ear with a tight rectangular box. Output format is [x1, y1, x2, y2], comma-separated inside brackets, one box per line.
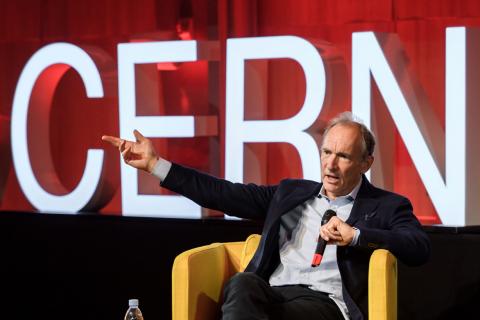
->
[361, 156, 374, 174]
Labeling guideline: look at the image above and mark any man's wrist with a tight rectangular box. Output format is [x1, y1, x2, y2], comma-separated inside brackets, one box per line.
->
[147, 157, 159, 173]
[151, 158, 172, 181]
[349, 227, 360, 246]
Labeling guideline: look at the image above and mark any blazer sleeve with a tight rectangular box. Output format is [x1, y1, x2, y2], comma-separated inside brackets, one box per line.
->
[356, 197, 430, 267]
[160, 162, 277, 220]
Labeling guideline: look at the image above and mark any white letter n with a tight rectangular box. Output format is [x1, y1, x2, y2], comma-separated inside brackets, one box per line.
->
[352, 28, 480, 226]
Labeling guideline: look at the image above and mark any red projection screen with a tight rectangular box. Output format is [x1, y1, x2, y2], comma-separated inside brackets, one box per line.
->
[1, 0, 480, 225]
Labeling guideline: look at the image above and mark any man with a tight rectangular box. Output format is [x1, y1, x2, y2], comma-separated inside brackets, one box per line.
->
[103, 112, 430, 320]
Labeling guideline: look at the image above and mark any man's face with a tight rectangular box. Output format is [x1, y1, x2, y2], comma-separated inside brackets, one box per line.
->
[321, 124, 373, 199]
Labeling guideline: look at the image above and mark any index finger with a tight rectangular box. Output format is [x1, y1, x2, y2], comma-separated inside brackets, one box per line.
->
[133, 129, 146, 142]
[102, 135, 123, 147]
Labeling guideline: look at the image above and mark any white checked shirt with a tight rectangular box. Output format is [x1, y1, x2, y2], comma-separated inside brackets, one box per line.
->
[268, 180, 362, 319]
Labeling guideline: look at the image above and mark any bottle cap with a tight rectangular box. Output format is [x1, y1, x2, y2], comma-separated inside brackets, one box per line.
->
[128, 299, 139, 307]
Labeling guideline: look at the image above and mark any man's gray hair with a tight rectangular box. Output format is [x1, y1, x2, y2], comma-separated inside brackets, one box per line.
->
[323, 112, 376, 159]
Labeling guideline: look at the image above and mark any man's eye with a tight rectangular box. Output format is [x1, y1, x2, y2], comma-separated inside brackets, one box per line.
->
[337, 154, 349, 160]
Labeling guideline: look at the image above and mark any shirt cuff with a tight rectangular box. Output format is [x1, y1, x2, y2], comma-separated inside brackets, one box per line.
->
[151, 158, 172, 182]
[349, 227, 360, 246]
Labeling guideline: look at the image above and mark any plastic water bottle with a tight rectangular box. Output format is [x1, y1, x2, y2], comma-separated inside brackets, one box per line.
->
[124, 299, 144, 320]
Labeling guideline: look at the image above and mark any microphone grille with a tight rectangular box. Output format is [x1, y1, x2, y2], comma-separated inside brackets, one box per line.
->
[321, 209, 337, 225]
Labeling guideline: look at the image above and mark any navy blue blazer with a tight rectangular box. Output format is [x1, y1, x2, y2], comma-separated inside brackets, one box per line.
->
[162, 163, 430, 320]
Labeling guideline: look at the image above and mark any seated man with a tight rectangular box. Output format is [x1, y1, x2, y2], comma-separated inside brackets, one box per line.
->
[103, 112, 430, 320]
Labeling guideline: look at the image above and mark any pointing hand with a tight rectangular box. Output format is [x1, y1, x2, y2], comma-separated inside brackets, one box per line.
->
[102, 130, 158, 173]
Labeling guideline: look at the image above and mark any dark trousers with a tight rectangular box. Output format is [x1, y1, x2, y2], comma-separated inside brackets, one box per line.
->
[222, 272, 344, 320]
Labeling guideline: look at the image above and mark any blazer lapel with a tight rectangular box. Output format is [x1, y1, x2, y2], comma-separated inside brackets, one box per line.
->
[264, 179, 322, 230]
[248, 179, 321, 275]
[346, 176, 379, 226]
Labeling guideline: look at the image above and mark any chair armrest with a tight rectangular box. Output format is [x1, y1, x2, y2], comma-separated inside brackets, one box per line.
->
[172, 242, 244, 320]
[368, 249, 397, 320]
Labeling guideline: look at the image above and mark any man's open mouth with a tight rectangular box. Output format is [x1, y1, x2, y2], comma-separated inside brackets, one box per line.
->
[325, 174, 339, 181]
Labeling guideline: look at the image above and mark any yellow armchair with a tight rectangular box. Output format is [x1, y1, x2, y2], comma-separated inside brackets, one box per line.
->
[172, 234, 397, 320]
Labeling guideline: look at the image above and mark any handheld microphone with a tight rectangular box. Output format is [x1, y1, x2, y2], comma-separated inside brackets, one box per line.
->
[311, 209, 337, 267]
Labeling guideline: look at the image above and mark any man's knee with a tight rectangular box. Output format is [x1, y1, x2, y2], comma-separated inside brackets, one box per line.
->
[225, 272, 265, 293]
[222, 272, 275, 319]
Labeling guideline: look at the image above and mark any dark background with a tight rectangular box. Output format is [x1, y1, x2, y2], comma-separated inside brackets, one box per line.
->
[1, 212, 479, 319]
[0, 212, 263, 319]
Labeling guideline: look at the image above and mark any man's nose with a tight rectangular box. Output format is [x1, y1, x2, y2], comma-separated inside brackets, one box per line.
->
[325, 155, 338, 170]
